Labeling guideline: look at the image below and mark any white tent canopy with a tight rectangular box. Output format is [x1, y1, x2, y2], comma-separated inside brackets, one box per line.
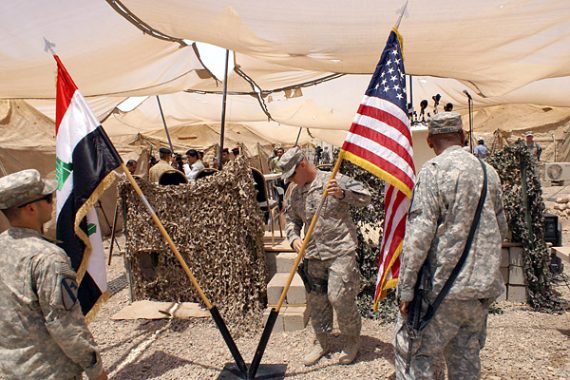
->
[1, 0, 570, 163]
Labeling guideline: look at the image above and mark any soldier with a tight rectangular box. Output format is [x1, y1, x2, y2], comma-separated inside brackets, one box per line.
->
[394, 112, 508, 379]
[149, 147, 183, 183]
[0, 169, 107, 380]
[525, 132, 542, 161]
[280, 146, 371, 366]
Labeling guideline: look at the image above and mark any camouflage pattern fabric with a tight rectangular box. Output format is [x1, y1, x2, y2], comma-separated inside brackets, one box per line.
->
[285, 170, 370, 344]
[285, 170, 372, 261]
[306, 254, 361, 338]
[0, 169, 57, 209]
[121, 157, 266, 329]
[0, 228, 103, 380]
[395, 145, 507, 379]
[398, 146, 508, 303]
[394, 299, 489, 380]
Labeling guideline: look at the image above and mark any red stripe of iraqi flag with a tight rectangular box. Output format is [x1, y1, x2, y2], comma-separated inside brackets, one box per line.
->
[54, 55, 76, 134]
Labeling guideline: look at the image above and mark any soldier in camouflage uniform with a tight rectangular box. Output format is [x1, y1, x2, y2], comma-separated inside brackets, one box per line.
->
[395, 112, 508, 380]
[0, 169, 107, 380]
[280, 147, 371, 366]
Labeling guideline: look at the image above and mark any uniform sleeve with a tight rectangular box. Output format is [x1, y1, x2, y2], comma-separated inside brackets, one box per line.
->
[34, 254, 104, 379]
[397, 166, 440, 302]
[336, 173, 372, 207]
[284, 189, 304, 246]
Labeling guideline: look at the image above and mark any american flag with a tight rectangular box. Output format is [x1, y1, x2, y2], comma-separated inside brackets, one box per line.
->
[340, 29, 415, 310]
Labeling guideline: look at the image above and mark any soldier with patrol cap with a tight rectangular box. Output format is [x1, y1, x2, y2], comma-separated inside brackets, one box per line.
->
[394, 112, 507, 379]
[280, 146, 371, 366]
[0, 169, 107, 380]
[149, 147, 184, 183]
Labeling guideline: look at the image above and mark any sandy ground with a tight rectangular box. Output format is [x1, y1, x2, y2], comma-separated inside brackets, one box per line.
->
[91, 228, 570, 380]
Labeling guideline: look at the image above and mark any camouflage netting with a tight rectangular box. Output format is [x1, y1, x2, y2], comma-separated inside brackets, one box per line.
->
[489, 140, 563, 311]
[119, 157, 267, 326]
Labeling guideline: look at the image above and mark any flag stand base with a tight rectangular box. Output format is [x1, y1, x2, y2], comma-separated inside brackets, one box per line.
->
[217, 363, 287, 380]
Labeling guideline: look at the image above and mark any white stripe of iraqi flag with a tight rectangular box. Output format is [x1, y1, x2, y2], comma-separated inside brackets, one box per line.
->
[54, 55, 122, 319]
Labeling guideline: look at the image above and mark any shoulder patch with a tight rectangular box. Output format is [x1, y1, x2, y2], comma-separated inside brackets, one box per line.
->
[61, 277, 79, 311]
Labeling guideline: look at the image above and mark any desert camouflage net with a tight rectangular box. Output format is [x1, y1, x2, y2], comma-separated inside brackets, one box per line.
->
[119, 157, 267, 325]
[489, 140, 563, 311]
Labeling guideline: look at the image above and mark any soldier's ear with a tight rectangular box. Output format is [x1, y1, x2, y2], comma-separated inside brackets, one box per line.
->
[426, 135, 434, 149]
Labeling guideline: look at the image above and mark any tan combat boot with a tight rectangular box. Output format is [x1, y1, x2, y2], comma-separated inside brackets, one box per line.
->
[303, 334, 329, 366]
[338, 336, 360, 365]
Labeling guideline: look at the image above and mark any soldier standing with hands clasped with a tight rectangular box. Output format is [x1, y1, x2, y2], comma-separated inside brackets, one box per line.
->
[394, 112, 508, 380]
[280, 146, 371, 366]
[0, 169, 107, 380]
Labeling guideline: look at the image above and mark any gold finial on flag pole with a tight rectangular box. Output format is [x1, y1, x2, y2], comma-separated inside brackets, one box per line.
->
[394, 1, 409, 29]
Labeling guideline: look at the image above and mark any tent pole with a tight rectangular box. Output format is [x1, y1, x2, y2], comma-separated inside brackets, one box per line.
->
[294, 127, 303, 146]
[218, 49, 230, 170]
[156, 96, 174, 153]
[408, 75, 414, 121]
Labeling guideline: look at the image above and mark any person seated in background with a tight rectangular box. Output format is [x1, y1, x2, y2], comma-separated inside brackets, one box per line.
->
[231, 147, 240, 159]
[525, 132, 542, 161]
[444, 102, 454, 112]
[183, 149, 205, 182]
[270, 147, 284, 173]
[126, 159, 137, 175]
[221, 148, 230, 165]
[149, 147, 181, 183]
[473, 138, 489, 160]
[198, 151, 208, 168]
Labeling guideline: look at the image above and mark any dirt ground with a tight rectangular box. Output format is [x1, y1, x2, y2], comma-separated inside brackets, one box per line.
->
[91, 185, 570, 379]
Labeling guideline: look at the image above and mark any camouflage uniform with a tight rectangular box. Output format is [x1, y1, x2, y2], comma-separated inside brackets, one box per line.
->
[285, 170, 371, 341]
[0, 169, 104, 380]
[0, 228, 104, 380]
[395, 140, 508, 379]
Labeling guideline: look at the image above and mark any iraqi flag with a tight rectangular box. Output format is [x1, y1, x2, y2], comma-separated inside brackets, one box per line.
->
[54, 55, 122, 321]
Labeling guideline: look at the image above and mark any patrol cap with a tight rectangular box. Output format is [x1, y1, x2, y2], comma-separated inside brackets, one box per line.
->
[525, 131, 534, 137]
[0, 169, 57, 210]
[428, 112, 463, 135]
[159, 147, 172, 155]
[279, 146, 305, 183]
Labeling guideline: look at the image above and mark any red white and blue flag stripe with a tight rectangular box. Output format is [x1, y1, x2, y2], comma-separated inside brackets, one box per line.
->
[340, 29, 415, 310]
[54, 55, 122, 320]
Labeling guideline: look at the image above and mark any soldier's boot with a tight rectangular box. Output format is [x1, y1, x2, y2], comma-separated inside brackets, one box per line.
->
[338, 336, 360, 365]
[303, 334, 329, 366]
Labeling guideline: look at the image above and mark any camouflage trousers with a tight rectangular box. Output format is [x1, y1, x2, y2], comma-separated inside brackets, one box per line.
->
[394, 298, 490, 380]
[306, 254, 361, 338]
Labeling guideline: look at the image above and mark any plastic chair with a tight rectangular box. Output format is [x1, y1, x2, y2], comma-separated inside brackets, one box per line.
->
[158, 170, 188, 186]
[251, 168, 283, 245]
[195, 168, 219, 180]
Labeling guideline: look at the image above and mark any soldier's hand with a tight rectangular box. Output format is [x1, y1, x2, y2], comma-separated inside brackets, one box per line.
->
[326, 179, 345, 199]
[399, 301, 410, 316]
[292, 239, 303, 252]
